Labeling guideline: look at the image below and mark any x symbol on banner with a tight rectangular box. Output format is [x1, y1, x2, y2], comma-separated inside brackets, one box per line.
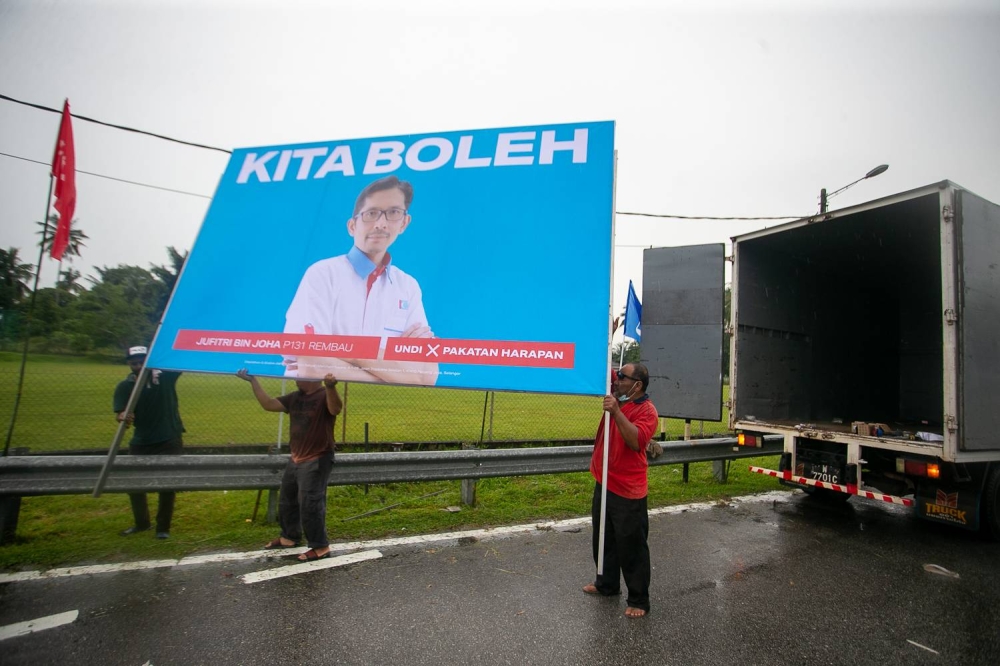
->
[426, 343, 440, 357]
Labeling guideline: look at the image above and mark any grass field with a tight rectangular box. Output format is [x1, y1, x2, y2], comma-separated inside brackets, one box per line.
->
[1, 353, 732, 452]
[0, 454, 783, 569]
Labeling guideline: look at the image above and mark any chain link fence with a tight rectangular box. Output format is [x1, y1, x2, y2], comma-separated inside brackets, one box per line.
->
[1, 352, 731, 454]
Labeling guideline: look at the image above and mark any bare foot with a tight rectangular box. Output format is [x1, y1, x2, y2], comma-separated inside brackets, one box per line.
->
[624, 607, 647, 618]
[583, 583, 621, 596]
[263, 537, 299, 550]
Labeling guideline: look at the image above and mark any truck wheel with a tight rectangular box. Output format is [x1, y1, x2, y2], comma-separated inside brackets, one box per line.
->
[981, 466, 1000, 542]
[804, 486, 852, 503]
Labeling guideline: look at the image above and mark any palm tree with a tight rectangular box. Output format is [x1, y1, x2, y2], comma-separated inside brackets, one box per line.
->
[36, 215, 89, 260]
[0, 247, 35, 310]
[150, 246, 189, 319]
[150, 246, 188, 292]
[57, 267, 85, 295]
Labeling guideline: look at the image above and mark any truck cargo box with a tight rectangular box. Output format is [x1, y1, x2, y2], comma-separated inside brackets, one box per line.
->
[730, 181, 999, 462]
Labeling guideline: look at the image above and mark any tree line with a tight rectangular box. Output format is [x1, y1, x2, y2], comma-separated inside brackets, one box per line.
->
[0, 216, 187, 355]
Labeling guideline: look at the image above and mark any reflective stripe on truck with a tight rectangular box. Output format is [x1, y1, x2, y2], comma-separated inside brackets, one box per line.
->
[749, 465, 915, 507]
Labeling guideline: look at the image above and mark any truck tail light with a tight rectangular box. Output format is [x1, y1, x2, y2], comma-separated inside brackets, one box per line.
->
[738, 433, 758, 447]
[900, 459, 941, 478]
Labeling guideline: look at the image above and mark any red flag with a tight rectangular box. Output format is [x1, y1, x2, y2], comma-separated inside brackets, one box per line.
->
[50, 99, 76, 261]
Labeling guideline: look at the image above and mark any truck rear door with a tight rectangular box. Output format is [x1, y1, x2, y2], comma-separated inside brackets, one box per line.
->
[957, 189, 1000, 452]
[639, 244, 725, 421]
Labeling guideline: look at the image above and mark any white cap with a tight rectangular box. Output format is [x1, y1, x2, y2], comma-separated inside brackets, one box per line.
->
[126, 346, 148, 359]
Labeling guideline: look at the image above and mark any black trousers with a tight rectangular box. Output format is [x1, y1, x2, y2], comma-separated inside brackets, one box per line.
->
[591, 483, 651, 611]
[279, 451, 333, 549]
[127, 438, 183, 533]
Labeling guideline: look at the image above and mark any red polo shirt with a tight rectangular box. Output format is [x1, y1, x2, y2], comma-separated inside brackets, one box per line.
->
[590, 395, 659, 499]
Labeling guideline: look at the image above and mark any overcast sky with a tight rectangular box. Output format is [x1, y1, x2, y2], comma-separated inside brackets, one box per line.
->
[1, 0, 998, 317]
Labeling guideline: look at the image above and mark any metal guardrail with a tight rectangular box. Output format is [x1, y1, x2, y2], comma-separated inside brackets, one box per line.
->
[0, 436, 782, 495]
[0, 436, 782, 543]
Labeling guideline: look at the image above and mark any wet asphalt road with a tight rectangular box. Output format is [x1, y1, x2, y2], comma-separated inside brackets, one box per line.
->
[1, 490, 998, 666]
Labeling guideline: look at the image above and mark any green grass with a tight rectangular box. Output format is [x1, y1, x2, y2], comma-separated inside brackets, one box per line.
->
[1, 354, 733, 452]
[0, 455, 783, 569]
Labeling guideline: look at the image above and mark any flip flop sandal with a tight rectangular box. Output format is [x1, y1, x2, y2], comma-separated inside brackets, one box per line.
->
[263, 538, 300, 550]
[298, 549, 331, 562]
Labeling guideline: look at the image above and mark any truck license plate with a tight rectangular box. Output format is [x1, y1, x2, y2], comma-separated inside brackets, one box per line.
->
[798, 461, 842, 485]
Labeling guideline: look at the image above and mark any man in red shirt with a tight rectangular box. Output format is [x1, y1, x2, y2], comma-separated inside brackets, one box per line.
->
[237, 369, 342, 561]
[584, 363, 659, 618]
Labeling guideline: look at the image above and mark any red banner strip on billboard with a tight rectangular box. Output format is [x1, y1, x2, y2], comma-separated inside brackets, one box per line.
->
[173, 331, 575, 368]
[383, 338, 575, 368]
[172, 330, 381, 359]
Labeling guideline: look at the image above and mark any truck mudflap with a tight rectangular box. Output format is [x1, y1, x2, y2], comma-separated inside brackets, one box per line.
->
[915, 485, 980, 531]
[749, 466, 915, 507]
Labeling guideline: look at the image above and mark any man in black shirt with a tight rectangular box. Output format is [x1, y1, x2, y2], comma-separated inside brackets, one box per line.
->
[113, 345, 185, 539]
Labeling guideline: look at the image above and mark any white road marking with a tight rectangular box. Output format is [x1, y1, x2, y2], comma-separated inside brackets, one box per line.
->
[0, 610, 79, 642]
[0, 491, 792, 585]
[43, 559, 179, 579]
[179, 549, 306, 566]
[0, 571, 42, 583]
[906, 639, 940, 655]
[240, 550, 383, 584]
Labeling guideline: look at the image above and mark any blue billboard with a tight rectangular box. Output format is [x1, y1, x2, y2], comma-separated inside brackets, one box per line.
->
[148, 121, 615, 396]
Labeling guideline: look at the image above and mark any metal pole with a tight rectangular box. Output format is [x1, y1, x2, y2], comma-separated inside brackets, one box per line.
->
[820, 187, 828, 214]
[479, 391, 489, 446]
[340, 382, 348, 444]
[682, 419, 691, 483]
[4, 176, 55, 456]
[262, 378, 287, 523]
[487, 391, 495, 442]
[597, 412, 611, 573]
[598, 149, 619, 576]
[93, 366, 150, 496]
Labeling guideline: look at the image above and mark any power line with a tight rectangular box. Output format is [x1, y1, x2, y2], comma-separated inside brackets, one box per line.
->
[0, 92, 232, 154]
[0, 151, 213, 199]
[3, 149, 801, 220]
[1, 93, 806, 220]
[616, 210, 801, 221]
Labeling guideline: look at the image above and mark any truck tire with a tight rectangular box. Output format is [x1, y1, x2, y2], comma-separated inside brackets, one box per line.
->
[981, 466, 1000, 542]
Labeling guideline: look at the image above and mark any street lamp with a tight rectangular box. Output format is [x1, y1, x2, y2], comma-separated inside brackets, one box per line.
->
[819, 164, 889, 213]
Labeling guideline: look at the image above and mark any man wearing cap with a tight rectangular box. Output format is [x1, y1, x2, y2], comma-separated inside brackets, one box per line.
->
[113, 346, 185, 539]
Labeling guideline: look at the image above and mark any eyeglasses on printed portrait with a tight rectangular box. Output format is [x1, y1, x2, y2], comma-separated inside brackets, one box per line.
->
[356, 207, 407, 223]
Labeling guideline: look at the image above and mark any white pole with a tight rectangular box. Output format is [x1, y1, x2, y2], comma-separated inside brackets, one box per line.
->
[598, 149, 619, 576]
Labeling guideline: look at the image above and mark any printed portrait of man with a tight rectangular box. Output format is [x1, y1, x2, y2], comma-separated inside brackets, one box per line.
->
[283, 175, 438, 385]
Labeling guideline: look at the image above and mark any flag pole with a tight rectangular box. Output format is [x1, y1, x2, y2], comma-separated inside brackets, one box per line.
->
[598, 149, 618, 576]
[3, 177, 55, 456]
[618, 292, 628, 370]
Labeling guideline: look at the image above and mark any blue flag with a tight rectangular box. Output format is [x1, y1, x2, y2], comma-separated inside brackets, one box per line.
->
[624, 280, 642, 342]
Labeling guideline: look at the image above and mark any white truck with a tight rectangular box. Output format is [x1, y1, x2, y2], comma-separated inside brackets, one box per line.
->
[644, 181, 1000, 539]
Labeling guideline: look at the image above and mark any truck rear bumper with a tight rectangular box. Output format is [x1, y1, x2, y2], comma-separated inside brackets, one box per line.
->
[749, 465, 915, 507]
